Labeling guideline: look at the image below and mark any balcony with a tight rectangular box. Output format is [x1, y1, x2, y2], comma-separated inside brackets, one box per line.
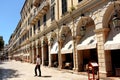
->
[30, 1, 49, 25]
[33, 0, 41, 7]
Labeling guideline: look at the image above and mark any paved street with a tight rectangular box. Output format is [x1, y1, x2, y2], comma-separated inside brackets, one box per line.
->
[0, 60, 88, 80]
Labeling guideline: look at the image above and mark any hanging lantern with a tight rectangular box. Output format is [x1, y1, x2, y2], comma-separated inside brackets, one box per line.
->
[80, 25, 86, 36]
[61, 34, 66, 41]
[80, 13, 86, 36]
[112, 10, 120, 29]
[43, 40, 46, 45]
[50, 38, 54, 44]
[112, 0, 120, 29]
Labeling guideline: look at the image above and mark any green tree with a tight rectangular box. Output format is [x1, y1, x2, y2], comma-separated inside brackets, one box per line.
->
[0, 36, 4, 51]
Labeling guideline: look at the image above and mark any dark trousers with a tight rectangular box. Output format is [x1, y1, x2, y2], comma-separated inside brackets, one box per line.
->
[35, 65, 41, 76]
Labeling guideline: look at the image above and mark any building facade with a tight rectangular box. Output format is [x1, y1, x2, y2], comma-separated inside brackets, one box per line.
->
[8, 0, 120, 79]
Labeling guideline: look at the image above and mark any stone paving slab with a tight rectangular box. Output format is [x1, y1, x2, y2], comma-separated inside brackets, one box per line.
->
[0, 60, 88, 80]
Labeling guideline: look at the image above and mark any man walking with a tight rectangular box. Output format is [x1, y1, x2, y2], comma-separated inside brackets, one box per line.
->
[34, 55, 41, 77]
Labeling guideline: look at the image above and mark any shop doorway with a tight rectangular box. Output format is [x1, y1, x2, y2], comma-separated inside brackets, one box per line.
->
[62, 53, 73, 70]
[78, 48, 98, 72]
[111, 50, 120, 76]
[51, 54, 58, 67]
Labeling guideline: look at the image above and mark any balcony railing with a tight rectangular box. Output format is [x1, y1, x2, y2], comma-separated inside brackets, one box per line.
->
[30, 1, 49, 25]
[77, 0, 102, 10]
[20, 24, 28, 36]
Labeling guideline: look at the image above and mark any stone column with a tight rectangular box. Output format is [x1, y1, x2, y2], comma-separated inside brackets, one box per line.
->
[94, 28, 110, 78]
[36, 41, 39, 56]
[48, 43, 52, 67]
[74, 36, 82, 72]
[41, 44, 45, 66]
[58, 40, 62, 69]
[29, 44, 32, 63]
[32, 46, 34, 63]
[73, 36, 77, 71]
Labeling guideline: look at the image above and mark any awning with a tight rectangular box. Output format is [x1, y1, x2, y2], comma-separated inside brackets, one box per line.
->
[77, 35, 96, 50]
[14, 54, 21, 57]
[61, 40, 73, 54]
[104, 28, 120, 50]
[50, 42, 58, 54]
[23, 53, 30, 56]
[77, 26, 96, 50]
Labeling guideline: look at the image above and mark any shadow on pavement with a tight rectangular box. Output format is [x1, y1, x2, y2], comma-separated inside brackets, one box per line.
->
[42, 75, 52, 78]
[0, 68, 22, 80]
[0, 61, 5, 64]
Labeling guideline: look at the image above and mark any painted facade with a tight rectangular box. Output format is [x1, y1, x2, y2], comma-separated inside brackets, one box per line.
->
[8, 0, 120, 79]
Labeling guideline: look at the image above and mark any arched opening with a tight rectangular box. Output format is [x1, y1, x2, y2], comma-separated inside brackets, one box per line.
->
[60, 25, 73, 70]
[37, 40, 42, 64]
[33, 42, 37, 64]
[50, 32, 58, 67]
[76, 17, 98, 73]
[103, 1, 120, 77]
[43, 36, 49, 66]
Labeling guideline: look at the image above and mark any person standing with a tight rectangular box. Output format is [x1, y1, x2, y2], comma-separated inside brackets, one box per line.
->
[34, 55, 41, 77]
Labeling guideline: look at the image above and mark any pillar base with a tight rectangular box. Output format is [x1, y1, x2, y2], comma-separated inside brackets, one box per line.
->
[73, 67, 79, 72]
[58, 65, 62, 70]
[99, 71, 107, 79]
[48, 64, 52, 67]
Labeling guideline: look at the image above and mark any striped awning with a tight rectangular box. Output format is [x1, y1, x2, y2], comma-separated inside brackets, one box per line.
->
[50, 42, 58, 54]
[61, 40, 73, 54]
[104, 27, 120, 50]
[77, 26, 97, 50]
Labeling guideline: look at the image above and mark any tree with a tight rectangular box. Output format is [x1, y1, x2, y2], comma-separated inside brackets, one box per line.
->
[0, 36, 4, 51]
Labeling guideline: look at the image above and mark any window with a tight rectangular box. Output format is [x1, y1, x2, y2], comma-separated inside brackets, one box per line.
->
[51, 0, 55, 4]
[62, 0, 67, 15]
[51, 5, 55, 21]
[78, 0, 82, 2]
[43, 14, 46, 26]
[30, 28, 32, 36]
[33, 24, 36, 34]
[31, 4, 33, 9]
[28, 18, 30, 25]
[27, 31, 29, 38]
[38, 20, 40, 30]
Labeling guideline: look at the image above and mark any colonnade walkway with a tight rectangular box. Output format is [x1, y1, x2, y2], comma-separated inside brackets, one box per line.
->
[0, 60, 88, 80]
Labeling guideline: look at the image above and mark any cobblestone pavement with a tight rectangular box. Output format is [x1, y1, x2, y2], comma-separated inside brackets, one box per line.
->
[0, 60, 88, 80]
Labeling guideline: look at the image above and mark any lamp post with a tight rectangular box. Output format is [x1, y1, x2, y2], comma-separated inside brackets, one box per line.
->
[112, 0, 120, 29]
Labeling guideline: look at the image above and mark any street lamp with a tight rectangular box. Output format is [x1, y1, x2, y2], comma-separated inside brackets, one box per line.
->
[112, 0, 120, 29]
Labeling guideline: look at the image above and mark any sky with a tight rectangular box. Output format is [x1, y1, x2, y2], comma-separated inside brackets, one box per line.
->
[0, 0, 25, 44]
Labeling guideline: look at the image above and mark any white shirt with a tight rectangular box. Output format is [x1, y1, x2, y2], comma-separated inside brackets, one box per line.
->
[36, 58, 41, 65]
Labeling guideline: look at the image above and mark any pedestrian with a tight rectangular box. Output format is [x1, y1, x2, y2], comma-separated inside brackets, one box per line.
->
[34, 55, 41, 77]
